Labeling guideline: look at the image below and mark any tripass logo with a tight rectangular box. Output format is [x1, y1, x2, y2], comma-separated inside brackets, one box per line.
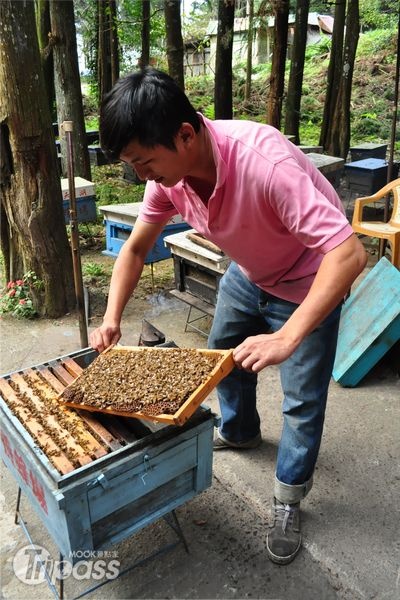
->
[13, 544, 120, 585]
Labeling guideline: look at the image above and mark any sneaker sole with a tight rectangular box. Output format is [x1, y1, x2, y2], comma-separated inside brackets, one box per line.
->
[266, 536, 302, 565]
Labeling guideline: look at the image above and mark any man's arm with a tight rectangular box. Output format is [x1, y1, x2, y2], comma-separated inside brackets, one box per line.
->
[89, 218, 167, 352]
[233, 233, 367, 372]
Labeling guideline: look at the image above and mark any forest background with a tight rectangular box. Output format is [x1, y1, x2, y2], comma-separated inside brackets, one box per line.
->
[0, 0, 399, 320]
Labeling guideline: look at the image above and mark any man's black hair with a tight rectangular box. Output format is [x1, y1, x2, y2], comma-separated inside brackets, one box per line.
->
[100, 67, 201, 160]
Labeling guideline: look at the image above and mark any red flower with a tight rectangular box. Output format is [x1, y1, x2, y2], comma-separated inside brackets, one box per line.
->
[7, 281, 16, 289]
[19, 299, 26, 305]
[8, 289, 16, 297]
[16, 279, 23, 286]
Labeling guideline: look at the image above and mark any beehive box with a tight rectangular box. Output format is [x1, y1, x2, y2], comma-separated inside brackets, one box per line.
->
[344, 159, 399, 195]
[0, 348, 217, 563]
[333, 258, 400, 386]
[61, 176, 97, 224]
[306, 153, 345, 189]
[99, 203, 190, 264]
[349, 143, 387, 162]
[87, 145, 112, 167]
[164, 229, 230, 307]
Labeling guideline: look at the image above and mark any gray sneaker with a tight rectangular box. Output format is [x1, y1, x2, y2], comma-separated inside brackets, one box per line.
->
[213, 431, 262, 450]
[266, 497, 301, 564]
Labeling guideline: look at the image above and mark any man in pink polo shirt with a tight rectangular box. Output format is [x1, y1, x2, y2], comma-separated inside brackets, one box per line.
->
[90, 68, 367, 565]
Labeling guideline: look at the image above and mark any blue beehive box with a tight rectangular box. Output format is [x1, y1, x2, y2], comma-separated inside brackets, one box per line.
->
[99, 203, 190, 264]
[333, 258, 400, 387]
[0, 348, 216, 564]
[344, 158, 399, 195]
[61, 177, 97, 224]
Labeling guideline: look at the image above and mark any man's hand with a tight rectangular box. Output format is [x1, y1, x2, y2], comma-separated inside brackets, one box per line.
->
[89, 323, 121, 353]
[234, 234, 367, 374]
[233, 332, 298, 373]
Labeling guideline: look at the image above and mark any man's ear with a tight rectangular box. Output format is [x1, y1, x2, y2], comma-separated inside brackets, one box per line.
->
[178, 123, 195, 146]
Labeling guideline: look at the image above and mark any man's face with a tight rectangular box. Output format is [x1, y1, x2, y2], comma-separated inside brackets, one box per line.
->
[120, 132, 190, 188]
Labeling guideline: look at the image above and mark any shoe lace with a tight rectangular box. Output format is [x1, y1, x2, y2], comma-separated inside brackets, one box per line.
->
[275, 503, 297, 534]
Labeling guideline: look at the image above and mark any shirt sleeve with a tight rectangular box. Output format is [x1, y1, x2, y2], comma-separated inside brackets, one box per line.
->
[267, 158, 354, 254]
[139, 181, 179, 223]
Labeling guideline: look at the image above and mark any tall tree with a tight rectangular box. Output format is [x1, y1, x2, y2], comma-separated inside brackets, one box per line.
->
[50, 0, 91, 180]
[140, 0, 151, 66]
[284, 0, 310, 144]
[98, 0, 112, 99]
[0, 0, 75, 317]
[324, 0, 360, 157]
[109, 0, 120, 85]
[266, 0, 290, 129]
[319, 0, 346, 150]
[214, 0, 235, 119]
[35, 0, 56, 120]
[98, 0, 120, 103]
[165, 0, 184, 89]
[245, 0, 255, 101]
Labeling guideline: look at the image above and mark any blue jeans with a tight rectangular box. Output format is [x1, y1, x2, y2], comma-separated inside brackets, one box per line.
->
[208, 262, 342, 504]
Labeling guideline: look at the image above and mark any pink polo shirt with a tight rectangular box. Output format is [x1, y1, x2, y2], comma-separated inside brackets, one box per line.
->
[139, 115, 353, 303]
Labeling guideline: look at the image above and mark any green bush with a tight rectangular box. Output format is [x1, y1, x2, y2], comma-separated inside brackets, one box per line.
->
[82, 263, 107, 277]
[357, 29, 396, 56]
[92, 165, 145, 207]
[352, 116, 383, 137]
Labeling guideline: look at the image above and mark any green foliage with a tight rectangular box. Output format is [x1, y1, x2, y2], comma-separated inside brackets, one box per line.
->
[359, 0, 399, 30]
[304, 36, 331, 61]
[186, 74, 214, 117]
[83, 95, 99, 121]
[85, 115, 99, 131]
[82, 262, 106, 277]
[0, 271, 43, 319]
[118, 0, 166, 72]
[357, 28, 397, 56]
[182, 0, 216, 41]
[92, 165, 145, 207]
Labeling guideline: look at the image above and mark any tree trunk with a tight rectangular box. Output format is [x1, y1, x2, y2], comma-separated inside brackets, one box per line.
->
[50, 0, 91, 180]
[267, 0, 290, 129]
[109, 0, 120, 86]
[284, 0, 309, 144]
[245, 0, 254, 101]
[164, 0, 184, 90]
[140, 0, 150, 67]
[325, 0, 360, 158]
[319, 0, 346, 149]
[214, 0, 235, 119]
[0, 0, 75, 317]
[35, 0, 56, 121]
[98, 0, 112, 104]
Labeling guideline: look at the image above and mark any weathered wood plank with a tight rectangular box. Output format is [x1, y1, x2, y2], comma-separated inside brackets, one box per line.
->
[9, 373, 92, 467]
[61, 357, 84, 378]
[38, 367, 123, 452]
[50, 364, 75, 386]
[25, 369, 107, 460]
[0, 378, 75, 474]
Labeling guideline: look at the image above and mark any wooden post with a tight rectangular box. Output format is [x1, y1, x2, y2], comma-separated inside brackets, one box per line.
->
[61, 120, 89, 348]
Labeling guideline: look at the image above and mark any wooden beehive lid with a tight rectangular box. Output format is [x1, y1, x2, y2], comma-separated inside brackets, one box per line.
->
[58, 346, 234, 426]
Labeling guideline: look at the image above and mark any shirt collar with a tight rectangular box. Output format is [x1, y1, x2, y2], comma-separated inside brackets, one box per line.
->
[197, 113, 227, 190]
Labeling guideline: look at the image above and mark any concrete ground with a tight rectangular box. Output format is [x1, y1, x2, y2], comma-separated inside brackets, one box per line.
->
[0, 268, 399, 600]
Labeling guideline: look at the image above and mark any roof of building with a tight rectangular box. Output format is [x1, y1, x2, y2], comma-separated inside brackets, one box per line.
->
[205, 12, 334, 36]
